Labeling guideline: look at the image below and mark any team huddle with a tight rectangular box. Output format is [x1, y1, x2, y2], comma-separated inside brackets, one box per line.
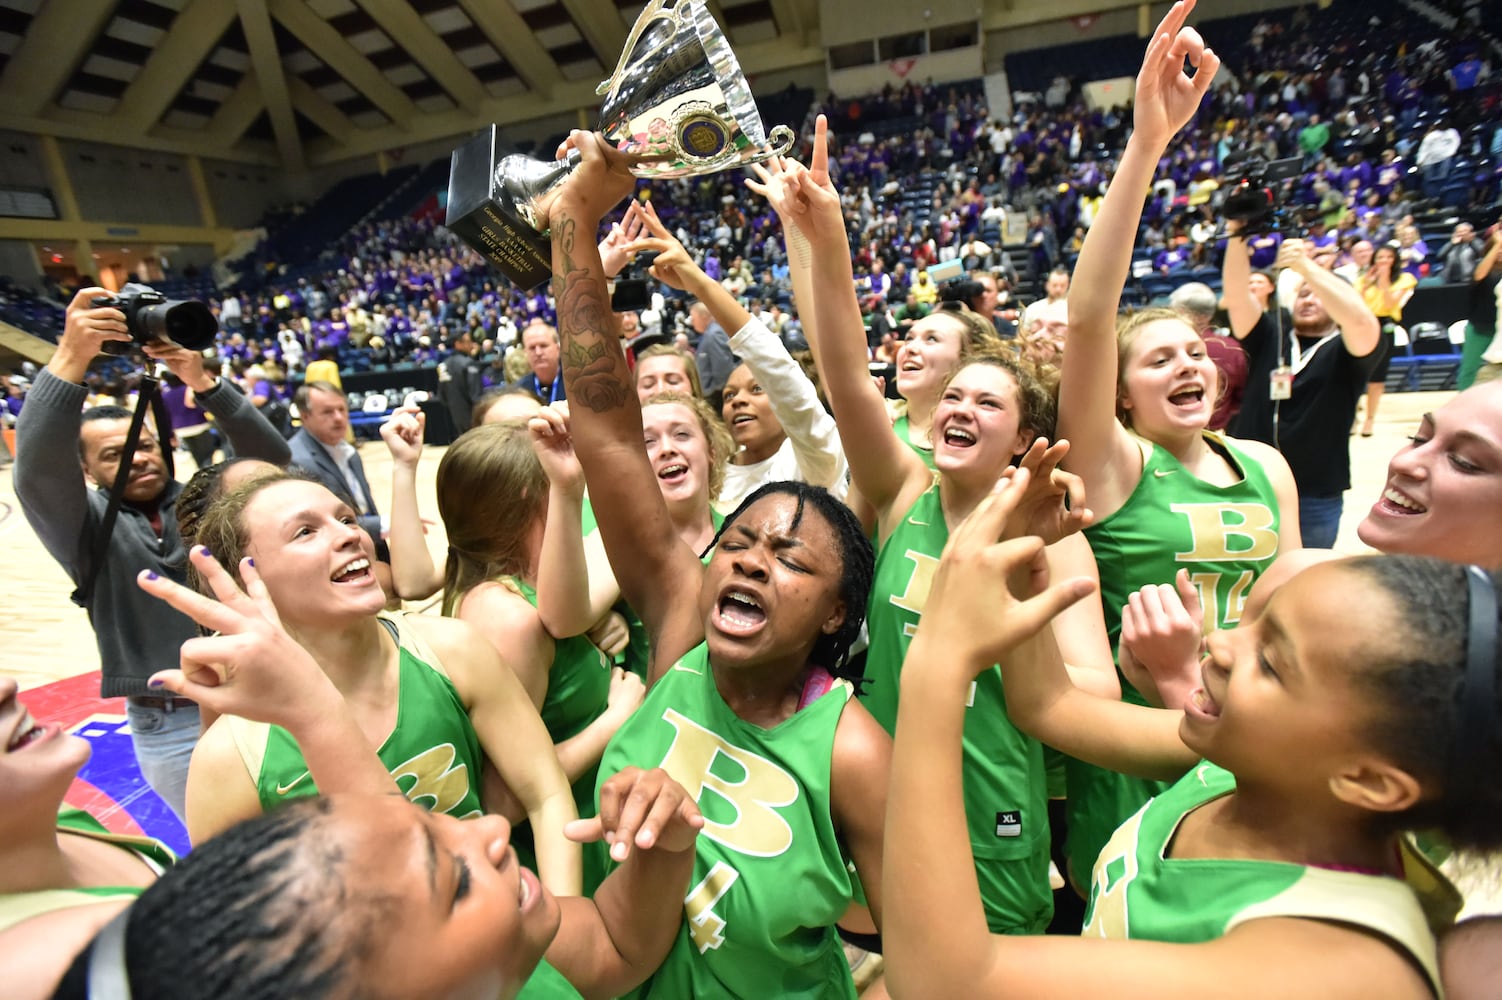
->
[4, 4, 1501, 999]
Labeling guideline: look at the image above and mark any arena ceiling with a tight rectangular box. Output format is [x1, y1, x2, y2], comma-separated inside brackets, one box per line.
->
[0, 0, 824, 168]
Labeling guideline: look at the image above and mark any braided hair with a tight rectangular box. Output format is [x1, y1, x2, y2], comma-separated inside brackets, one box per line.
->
[708, 481, 874, 683]
[55, 798, 394, 1000]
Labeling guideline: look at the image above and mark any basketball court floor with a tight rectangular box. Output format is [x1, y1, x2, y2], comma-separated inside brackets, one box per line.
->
[3, 390, 1495, 909]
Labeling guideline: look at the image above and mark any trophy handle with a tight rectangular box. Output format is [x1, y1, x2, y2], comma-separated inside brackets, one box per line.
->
[765, 125, 795, 157]
[595, 0, 679, 98]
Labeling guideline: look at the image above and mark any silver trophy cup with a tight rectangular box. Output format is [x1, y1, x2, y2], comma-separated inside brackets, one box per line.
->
[446, 0, 795, 289]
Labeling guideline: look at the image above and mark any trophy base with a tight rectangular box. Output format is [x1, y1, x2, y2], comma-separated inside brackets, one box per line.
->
[447, 127, 554, 290]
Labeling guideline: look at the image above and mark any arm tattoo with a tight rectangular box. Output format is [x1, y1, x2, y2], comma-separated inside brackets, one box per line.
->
[552, 212, 631, 414]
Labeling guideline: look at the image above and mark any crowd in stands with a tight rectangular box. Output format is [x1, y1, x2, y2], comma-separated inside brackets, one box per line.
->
[3, 0, 1499, 438]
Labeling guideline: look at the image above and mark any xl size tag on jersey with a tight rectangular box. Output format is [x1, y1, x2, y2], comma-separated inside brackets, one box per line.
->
[1270, 365, 1293, 401]
[995, 811, 1023, 838]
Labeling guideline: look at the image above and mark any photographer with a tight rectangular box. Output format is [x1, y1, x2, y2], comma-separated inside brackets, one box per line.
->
[1223, 231, 1380, 548]
[14, 288, 291, 819]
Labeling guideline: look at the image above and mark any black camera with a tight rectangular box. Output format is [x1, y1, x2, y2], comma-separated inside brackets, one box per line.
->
[1220, 153, 1303, 237]
[611, 252, 658, 313]
[91, 282, 218, 356]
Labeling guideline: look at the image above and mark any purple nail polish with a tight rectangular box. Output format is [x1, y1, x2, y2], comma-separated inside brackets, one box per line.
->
[247, 557, 255, 568]
[198, 547, 212, 558]
[145, 570, 159, 581]
[147, 677, 164, 688]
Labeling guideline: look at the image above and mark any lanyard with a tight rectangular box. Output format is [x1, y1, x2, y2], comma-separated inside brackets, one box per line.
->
[1287, 329, 1341, 376]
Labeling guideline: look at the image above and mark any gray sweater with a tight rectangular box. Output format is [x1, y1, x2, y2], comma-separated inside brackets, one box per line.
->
[16, 369, 292, 698]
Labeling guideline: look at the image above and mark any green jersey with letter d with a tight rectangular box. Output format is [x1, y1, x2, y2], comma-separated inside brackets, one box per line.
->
[1084, 762, 1450, 997]
[863, 484, 1052, 934]
[230, 613, 484, 819]
[597, 644, 857, 999]
[1068, 435, 1280, 883]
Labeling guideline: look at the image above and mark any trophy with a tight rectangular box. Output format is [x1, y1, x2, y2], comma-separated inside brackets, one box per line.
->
[446, 0, 795, 289]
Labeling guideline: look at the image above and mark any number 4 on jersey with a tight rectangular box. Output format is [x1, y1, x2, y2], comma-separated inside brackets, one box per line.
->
[684, 861, 741, 953]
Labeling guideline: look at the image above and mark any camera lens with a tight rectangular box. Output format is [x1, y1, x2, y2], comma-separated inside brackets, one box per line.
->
[138, 300, 218, 351]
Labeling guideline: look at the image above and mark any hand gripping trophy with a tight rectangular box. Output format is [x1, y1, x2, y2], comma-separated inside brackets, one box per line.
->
[446, 0, 795, 288]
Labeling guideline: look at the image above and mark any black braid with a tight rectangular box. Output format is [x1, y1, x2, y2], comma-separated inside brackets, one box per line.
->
[64, 798, 373, 1000]
[708, 481, 874, 686]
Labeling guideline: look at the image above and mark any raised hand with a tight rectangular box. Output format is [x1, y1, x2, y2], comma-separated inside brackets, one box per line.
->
[1001, 438, 1093, 545]
[1131, 0, 1220, 148]
[50, 288, 133, 383]
[1117, 569, 1205, 710]
[142, 343, 214, 391]
[599, 200, 649, 278]
[1274, 238, 1310, 273]
[528, 404, 584, 498]
[565, 766, 704, 861]
[912, 470, 1097, 674]
[551, 131, 659, 229]
[136, 546, 341, 731]
[380, 405, 426, 469]
[746, 115, 844, 247]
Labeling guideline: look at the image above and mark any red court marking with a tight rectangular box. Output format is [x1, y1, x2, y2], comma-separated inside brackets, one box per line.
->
[23, 671, 123, 726]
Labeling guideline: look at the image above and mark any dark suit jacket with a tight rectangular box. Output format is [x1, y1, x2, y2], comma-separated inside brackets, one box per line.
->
[288, 428, 381, 538]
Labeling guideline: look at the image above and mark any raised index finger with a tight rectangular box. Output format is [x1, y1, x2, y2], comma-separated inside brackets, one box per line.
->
[137, 568, 245, 636]
[811, 115, 829, 178]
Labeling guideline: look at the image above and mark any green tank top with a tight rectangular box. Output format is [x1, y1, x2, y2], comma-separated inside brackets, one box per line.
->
[0, 808, 176, 933]
[1084, 762, 1449, 997]
[597, 644, 858, 999]
[231, 613, 484, 819]
[864, 483, 1052, 934]
[517, 958, 584, 998]
[581, 497, 724, 679]
[1068, 434, 1282, 883]
[892, 414, 937, 469]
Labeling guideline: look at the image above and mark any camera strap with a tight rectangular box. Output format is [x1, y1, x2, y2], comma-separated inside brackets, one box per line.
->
[71, 370, 176, 610]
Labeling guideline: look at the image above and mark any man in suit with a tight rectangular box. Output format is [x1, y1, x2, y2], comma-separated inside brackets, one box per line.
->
[289, 380, 381, 540]
[518, 320, 565, 404]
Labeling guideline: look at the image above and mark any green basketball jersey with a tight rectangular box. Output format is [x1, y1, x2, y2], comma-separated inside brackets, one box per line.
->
[1084, 762, 1448, 996]
[893, 414, 937, 469]
[582, 497, 724, 679]
[517, 958, 584, 999]
[864, 483, 1053, 934]
[0, 808, 176, 933]
[230, 613, 484, 820]
[1068, 434, 1281, 883]
[597, 644, 858, 999]
[506, 577, 613, 892]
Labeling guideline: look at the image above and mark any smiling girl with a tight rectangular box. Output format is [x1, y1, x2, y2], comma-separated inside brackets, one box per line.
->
[885, 469, 1482, 1000]
[170, 473, 584, 896]
[57, 768, 705, 1000]
[768, 117, 1116, 937]
[1055, 0, 1300, 889]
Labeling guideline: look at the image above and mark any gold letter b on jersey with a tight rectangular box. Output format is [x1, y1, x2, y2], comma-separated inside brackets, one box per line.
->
[658, 709, 798, 857]
[1171, 502, 1279, 562]
[390, 744, 476, 818]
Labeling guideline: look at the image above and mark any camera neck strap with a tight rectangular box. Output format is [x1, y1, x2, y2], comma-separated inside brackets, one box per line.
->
[71, 370, 176, 610]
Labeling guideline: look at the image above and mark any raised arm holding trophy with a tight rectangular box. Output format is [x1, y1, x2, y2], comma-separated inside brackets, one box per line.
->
[446, 0, 794, 288]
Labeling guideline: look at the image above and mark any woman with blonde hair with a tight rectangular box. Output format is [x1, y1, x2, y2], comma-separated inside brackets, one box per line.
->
[167, 471, 583, 894]
[1053, 0, 1300, 890]
[426, 419, 645, 889]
